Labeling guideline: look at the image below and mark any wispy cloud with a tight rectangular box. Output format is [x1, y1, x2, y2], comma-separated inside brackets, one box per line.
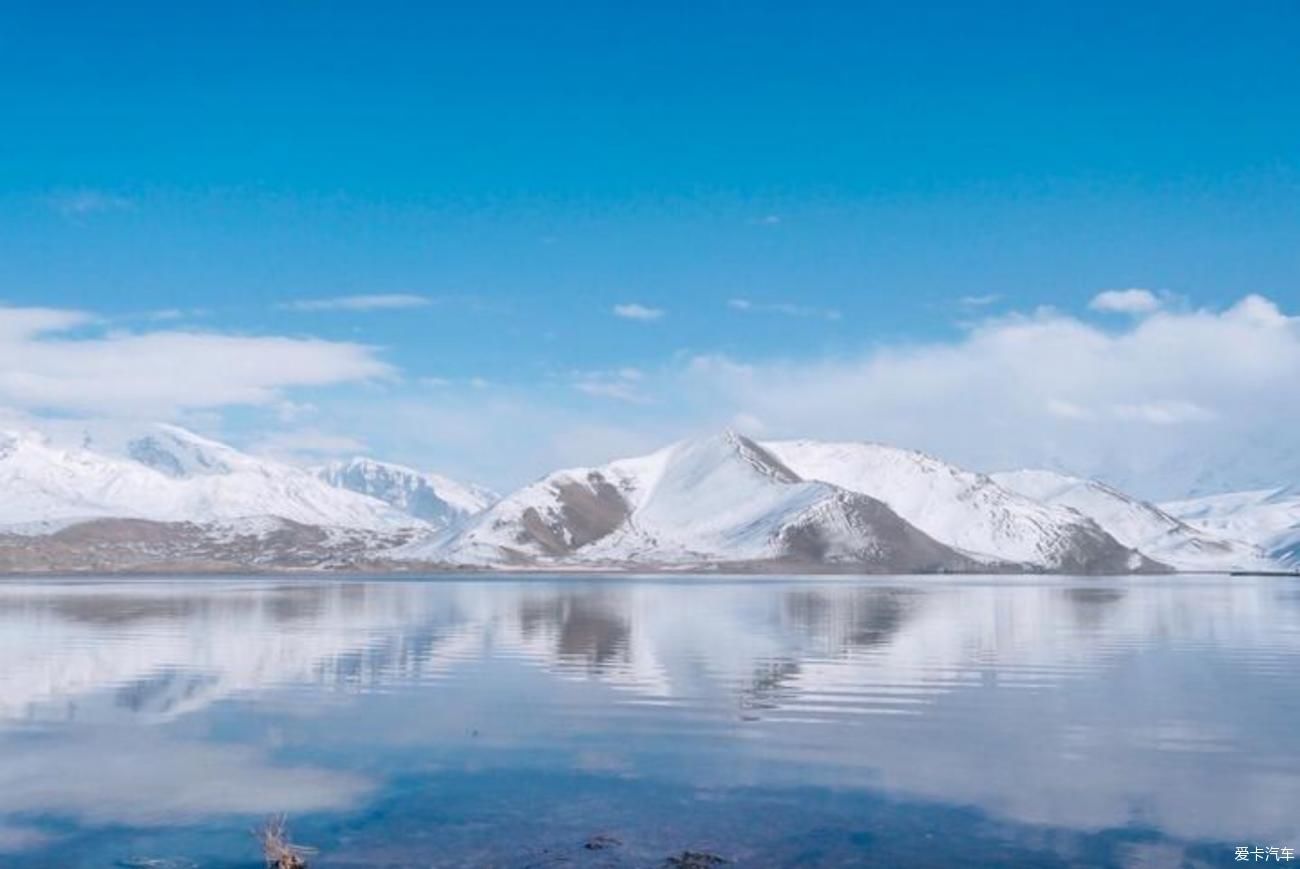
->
[612, 303, 664, 321]
[1111, 400, 1215, 425]
[1089, 288, 1162, 315]
[727, 298, 841, 321]
[280, 294, 431, 312]
[687, 294, 1300, 496]
[252, 428, 370, 462]
[573, 367, 650, 404]
[47, 189, 134, 218]
[958, 293, 1002, 308]
[574, 381, 647, 403]
[256, 293, 1300, 496]
[134, 307, 208, 323]
[1045, 398, 1092, 420]
[0, 304, 391, 415]
[747, 214, 782, 226]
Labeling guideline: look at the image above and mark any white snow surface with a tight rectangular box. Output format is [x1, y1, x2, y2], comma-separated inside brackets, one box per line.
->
[993, 469, 1271, 571]
[0, 424, 421, 531]
[1162, 486, 1300, 568]
[0, 418, 1292, 572]
[590, 434, 840, 562]
[766, 440, 1113, 568]
[404, 432, 909, 566]
[315, 456, 496, 529]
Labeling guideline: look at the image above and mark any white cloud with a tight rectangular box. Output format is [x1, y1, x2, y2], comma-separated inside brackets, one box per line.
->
[575, 381, 648, 403]
[1111, 400, 1216, 425]
[302, 293, 1300, 497]
[959, 294, 1002, 308]
[612, 303, 664, 321]
[0, 306, 94, 338]
[727, 298, 842, 321]
[730, 412, 767, 433]
[273, 293, 1300, 496]
[280, 293, 431, 312]
[273, 399, 317, 423]
[46, 189, 134, 217]
[1089, 288, 1162, 315]
[253, 428, 369, 462]
[15, 291, 1294, 501]
[0, 305, 391, 416]
[573, 368, 651, 404]
[1045, 398, 1092, 420]
[0, 734, 369, 825]
[679, 295, 1300, 497]
[305, 385, 679, 490]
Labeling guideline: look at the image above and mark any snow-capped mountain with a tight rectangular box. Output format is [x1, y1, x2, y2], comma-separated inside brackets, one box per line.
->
[0, 424, 436, 571]
[316, 457, 496, 529]
[0, 424, 419, 531]
[764, 440, 1153, 572]
[0, 421, 1284, 574]
[1162, 486, 1300, 569]
[406, 432, 1009, 572]
[992, 469, 1270, 571]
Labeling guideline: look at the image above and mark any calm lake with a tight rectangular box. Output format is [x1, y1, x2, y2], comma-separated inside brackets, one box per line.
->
[1, 575, 1297, 867]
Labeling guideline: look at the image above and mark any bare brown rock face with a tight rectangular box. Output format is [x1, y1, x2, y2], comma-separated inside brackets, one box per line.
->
[0, 518, 420, 574]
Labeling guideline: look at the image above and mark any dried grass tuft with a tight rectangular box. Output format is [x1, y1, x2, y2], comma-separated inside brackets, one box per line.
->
[256, 815, 315, 869]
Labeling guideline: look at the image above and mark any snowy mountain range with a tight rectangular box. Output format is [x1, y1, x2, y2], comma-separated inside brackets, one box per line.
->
[315, 457, 496, 531]
[991, 470, 1270, 572]
[403, 432, 986, 572]
[0, 422, 1288, 573]
[0, 425, 430, 571]
[0, 425, 415, 530]
[765, 440, 1149, 572]
[1162, 487, 1300, 569]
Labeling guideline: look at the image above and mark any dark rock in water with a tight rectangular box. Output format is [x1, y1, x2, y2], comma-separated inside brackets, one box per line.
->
[665, 851, 729, 867]
[584, 833, 622, 850]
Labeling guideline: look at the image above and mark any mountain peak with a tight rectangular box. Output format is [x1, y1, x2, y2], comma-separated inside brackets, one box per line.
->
[127, 425, 236, 478]
[316, 456, 493, 527]
[995, 468, 1269, 571]
[701, 430, 802, 485]
[0, 423, 1284, 573]
[766, 439, 1160, 572]
[0, 423, 418, 531]
[416, 431, 979, 572]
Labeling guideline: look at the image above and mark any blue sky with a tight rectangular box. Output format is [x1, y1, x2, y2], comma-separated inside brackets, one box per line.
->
[1, 1, 1298, 493]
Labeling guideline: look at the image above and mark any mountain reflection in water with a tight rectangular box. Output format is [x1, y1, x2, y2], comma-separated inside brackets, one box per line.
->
[0, 575, 1297, 867]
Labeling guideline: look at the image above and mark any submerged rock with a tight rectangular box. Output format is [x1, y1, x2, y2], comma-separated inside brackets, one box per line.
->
[584, 833, 623, 850]
[665, 851, 729, 867]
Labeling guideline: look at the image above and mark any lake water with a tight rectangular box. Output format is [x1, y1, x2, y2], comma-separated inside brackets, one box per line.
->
[1, 575, 1297, 868]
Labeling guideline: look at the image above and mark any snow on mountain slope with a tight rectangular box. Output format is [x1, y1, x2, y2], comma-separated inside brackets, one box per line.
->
[316, 457, 495, 529]
[992, 470, 1270, 571]
[1162, 486, 1300, 568]
[405, 432, 980, 572]
[0, 424, 419, 531]
[764, 440, 1154, 572]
